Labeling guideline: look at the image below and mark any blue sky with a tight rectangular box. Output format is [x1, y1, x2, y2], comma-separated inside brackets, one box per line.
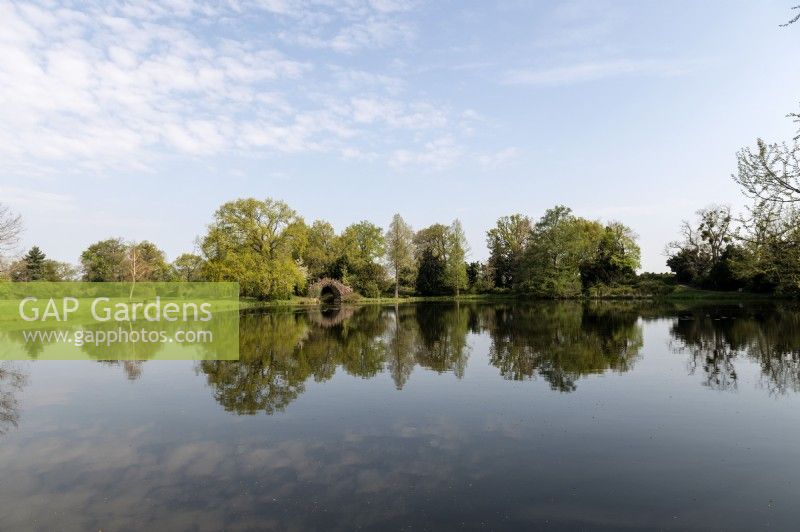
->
[1, 0, 799, 272]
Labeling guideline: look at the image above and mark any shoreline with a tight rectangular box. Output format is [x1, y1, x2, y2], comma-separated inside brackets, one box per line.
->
[240, 288, 780, 309]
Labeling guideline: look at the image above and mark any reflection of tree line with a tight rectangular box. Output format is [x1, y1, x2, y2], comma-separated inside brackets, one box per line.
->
[199, 302, 645, 414]
[670, 303, 800, 394]
[5, 302, 800, 434]
[2, 310, 239, 364]
[484, 303, 643, 392]
[0, 362, 26, 435]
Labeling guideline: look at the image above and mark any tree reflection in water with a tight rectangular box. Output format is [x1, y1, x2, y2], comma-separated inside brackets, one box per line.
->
[670, 303, 800, 394]
[0, 362, 27, 435]
[199, 302, 647, 414]
[484, 302, 643, 391]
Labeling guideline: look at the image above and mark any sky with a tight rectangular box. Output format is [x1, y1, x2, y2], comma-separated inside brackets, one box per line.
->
[1, 0, 799, 272]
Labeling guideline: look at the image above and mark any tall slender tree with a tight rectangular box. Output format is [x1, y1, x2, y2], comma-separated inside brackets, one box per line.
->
[385, 214, 415, 298]
[445, 219, 469, 296]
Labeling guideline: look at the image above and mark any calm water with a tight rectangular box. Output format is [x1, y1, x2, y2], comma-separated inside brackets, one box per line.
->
[2, 301, 800, 530]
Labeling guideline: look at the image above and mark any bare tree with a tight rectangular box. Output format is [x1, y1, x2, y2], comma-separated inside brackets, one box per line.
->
[0, 204, 22, 256]
[780, 5, 800, 26]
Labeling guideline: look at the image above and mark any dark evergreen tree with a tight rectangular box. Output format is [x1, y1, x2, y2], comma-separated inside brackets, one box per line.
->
[23, 246, 46, 281]
[415, 248, 447, 295]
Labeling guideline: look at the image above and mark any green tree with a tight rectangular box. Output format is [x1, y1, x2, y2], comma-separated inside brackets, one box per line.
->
[580, 222, 640, 287]
[23, 246, 46, 281]
[171, 253, 206, 281]
[666, 206, 735, 287]
[339, 221, 386, 297]
[733, 202, 800, 294]
[445, 219, 468, 296]
[466, 261, 481, 289]
[416, 248, 447, 295]
[519, 206, 602, 297]
[80, 238, 168, 283]
[201, 198, 307, 300]
[486, 214, 531, 288]
[384, 213, 415, 298]
[41, 260, 78, 281]
[302, 220, 340, 280]
[414, 224, 449, 295]
[80, 238, 128, 281]
[125, 241, 170, 283]
[209, 198, 306, 298]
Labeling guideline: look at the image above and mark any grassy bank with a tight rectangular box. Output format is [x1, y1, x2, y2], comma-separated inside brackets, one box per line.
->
[663, 285, 775, 300]
[240, 286, 782, 309]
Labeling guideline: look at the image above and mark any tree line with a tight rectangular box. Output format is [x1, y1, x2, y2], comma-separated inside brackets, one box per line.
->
[665, 103, 800, 295]
[2, 127, 798, 299]
[0, 195, 651, 299]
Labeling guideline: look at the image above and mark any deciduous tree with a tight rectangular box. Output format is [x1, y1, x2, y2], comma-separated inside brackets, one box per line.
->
[339, 221, 386, 297]
[385, 214, 415, 298]
[486, 214, 531, 288]
[445, 219, 468, 296]
[80, 238, 128, 281]
[171, 253, 206, 281]
[201, 198, 306, 300]
[0, 204, 21, 257]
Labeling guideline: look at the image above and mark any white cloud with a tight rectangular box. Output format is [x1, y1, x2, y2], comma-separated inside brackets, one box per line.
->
[0, 186, 76, 212]
[0, 0, 475, 175]
[475, 147, 519, 168]
[280, 18, 414, 52]
[350, 97, 447, 129]
[390, 137, 462, 170]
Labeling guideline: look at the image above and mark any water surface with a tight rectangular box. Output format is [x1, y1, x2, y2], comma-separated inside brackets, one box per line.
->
[1, 301, 800, 530]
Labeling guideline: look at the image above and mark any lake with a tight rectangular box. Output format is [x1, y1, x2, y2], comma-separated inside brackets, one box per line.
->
[1, 301, 800, 530]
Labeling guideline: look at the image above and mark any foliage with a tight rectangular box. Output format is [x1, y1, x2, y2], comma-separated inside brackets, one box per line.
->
[338, 220, 386, 296]
[666, 206, 739, 289]
[7, 246, 78, 282]
[414, 224, 449, 295]
[412, 221, 469, 296]
[126, 241, 171, 282]
[445, 220, 469, 296]
[734, 139, 800, 204]
[201, 198, 307, 300]
[415, 248, 447, 295]
[580, 222, 640, 288]
[80, 238, 129, 281]
[171, 253, 206, 281]
[518, 206, 601, 297]
[486, 214, 531, 288]
[302, 220, 339, 280]
[733, 203, 800, 294]
[414, 223, 449, 260]
[22, 246, 46, 281]
[384, 213, 415, 297]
